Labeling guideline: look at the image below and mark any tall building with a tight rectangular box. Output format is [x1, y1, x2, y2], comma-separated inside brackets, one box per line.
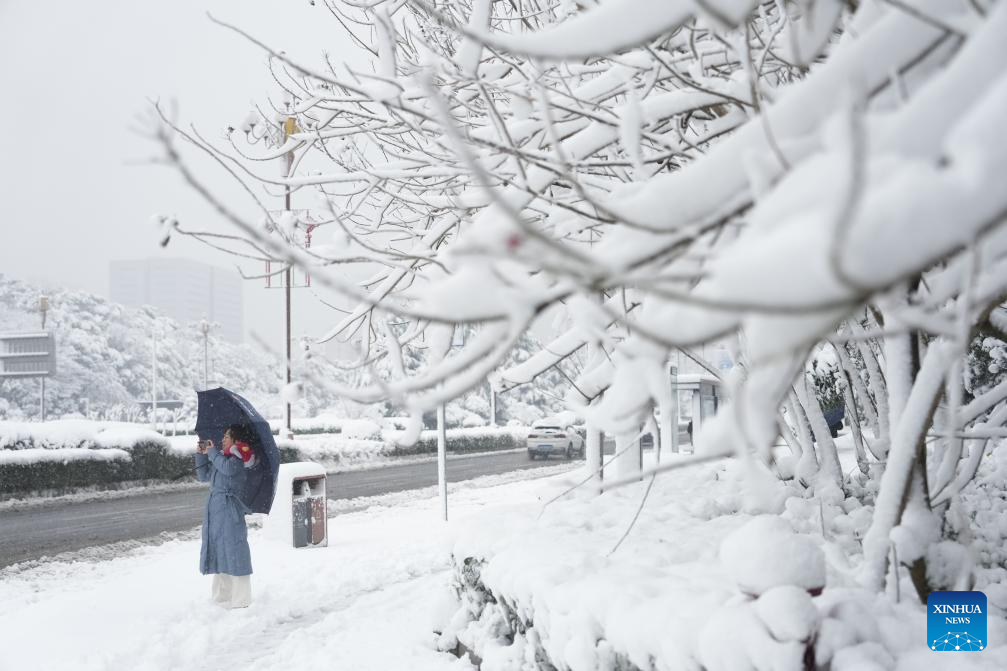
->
[109, 259, 243, 342]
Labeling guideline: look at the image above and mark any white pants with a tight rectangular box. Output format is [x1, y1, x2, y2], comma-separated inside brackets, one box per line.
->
[211, 573, 251, 609]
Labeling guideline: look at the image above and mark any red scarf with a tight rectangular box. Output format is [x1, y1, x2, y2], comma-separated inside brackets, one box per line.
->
[225, 440, 255, 464]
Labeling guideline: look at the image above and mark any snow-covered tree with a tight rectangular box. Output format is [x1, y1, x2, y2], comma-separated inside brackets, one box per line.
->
[157, 0, 1007, 602]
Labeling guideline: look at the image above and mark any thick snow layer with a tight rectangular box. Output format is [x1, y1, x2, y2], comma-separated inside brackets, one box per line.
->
[0, 447, 129, 466]
[754, 585, 819, 642]
[0, 419, 167, 450]
[720, 515, 826, 596]
[279, 381, 303, 405]
[444, 448, 1007, 670]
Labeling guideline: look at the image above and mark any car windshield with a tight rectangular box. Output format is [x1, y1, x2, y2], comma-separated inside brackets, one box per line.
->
[534, 426, 562, 432]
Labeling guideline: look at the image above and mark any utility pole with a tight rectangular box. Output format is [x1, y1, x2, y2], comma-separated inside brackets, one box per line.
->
[283, 114, 297, 440]
[151, 328, 158, 432]
[40, 296, 48, 422]
[437, 403, 448, 521]
[661, 363, 680, 459]
[199, 320, 211, 390]
[586, 416, 602, 494]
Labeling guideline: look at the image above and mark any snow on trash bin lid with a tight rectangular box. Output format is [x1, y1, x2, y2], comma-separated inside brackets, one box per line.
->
[720, 515, 825, 597]
[278, 461, 326, 481]
[263, 462, 327, 543]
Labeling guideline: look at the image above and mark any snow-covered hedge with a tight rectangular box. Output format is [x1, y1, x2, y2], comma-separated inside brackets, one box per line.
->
[0, 421, 531, 495]
[438, 450, 1007, 670]
[276, 426, 531, 466]
[0, 420, 167, 451]
[389, 426, 531, 457]
[0, 420, 190, 495]
[0, 421, 205, 495]
[0, 442, 191, 496]
[275, 435, 392, 466]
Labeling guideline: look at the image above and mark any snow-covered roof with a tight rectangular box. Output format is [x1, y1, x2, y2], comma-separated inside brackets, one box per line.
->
[674, 373, 722, 386]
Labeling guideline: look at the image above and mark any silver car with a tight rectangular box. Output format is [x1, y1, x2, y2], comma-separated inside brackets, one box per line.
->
[527, 424, 585, 460]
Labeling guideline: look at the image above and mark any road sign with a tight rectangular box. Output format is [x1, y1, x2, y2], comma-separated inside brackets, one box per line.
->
[135, 400, 185, 411]
[0, 332, 56, 378]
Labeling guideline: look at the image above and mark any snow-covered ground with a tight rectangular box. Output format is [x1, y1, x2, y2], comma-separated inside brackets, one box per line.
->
[0, 465, 574, 671]
[437, 436, 1007, 671]
[1, 436, 1005, 671]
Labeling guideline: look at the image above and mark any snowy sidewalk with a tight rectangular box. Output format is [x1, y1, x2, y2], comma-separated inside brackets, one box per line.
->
[2, 446, 1006, 671]
[0, 467, 574, 671]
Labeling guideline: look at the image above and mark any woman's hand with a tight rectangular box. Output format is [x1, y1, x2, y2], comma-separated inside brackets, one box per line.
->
[196, 440, 212, 454]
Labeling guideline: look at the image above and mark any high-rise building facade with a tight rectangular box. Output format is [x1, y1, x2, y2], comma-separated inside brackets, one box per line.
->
[109, 259, 243, 342]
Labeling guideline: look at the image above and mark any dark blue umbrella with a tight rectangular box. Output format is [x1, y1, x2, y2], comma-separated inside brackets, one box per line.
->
[195, 387, 280, 514]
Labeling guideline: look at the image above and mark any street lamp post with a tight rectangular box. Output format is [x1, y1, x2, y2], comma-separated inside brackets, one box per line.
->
[437, 403, 447, 521]
[40, 296, 49, 421]
[283, 114, 298, 440]
[436, 327, 467, 521]
[151, 327, 159, 432]
[199, 320, 211, 391]
[489, 383, 497, 426]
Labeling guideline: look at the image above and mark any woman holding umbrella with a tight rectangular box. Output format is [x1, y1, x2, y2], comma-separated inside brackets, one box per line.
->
[195, 424, 257, 608]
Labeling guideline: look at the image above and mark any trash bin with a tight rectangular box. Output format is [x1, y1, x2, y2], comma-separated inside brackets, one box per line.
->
[265, 462, 328, 548]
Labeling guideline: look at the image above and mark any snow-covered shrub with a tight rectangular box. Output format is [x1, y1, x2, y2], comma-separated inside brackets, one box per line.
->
[443, 454, 1007, 670]
[697, 589, 816, 671]
[0, 441, 191, 496]
[965, 334, 1007, 400]
[0, 420, 532, 495]
[720, 516, 826, 597]
[809, 347, 844, 417]
[389, 427, 529, 457]
[340, 418, 382, 440]
[0, 398, 23, 421]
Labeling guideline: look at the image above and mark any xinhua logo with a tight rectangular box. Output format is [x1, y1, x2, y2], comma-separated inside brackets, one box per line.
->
[927, 591, 987, 651]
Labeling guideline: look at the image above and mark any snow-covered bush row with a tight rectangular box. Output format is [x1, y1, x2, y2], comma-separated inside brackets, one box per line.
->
[158, 0, 1007, 616]
[389, 426, 530, 457]
[0, 442, 191, 497]
[0, 448, 130, 466]
[0, 421, 198, 495]
[276, 435, 392, 467]
[439, 450, 1007, 670]
[405, 426, 535, 461]
[278, 425, 529, 465]
[0, 419, 168, 451]
[1, 419, 529, 457]
[0, 419, 530, 495]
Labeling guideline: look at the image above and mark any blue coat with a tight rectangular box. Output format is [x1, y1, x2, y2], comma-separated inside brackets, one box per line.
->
[195, 447, 253, 576]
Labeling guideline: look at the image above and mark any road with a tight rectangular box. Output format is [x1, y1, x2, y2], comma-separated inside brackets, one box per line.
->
[0, 450, 572, 569]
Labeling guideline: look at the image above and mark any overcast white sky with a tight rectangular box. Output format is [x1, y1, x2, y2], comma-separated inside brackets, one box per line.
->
[0, 0, 361, 353]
